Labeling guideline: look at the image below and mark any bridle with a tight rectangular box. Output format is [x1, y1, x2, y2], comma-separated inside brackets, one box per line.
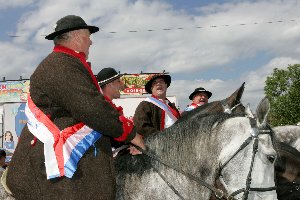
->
[129, 116, 278, 200]
[215, 117, 277, 200]
[221, 100, 242, 115]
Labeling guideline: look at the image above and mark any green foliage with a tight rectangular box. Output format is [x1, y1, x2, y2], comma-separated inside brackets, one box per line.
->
[264, 64, 300, 126]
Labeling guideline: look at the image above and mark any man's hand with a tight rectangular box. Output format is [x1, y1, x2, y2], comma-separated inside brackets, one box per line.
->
[129, 133, 145, 155]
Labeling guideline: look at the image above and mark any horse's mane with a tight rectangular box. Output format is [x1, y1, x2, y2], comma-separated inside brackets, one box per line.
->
[176, 101, 222, 123]
[116, 113, 243, 177]
[147, 113, 242, 171]
[177, 101, 245, 124]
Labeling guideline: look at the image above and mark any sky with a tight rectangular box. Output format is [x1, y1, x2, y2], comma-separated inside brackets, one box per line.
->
[1, 0, 300, 111]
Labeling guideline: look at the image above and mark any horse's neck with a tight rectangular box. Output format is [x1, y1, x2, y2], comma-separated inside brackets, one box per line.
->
[274, 125, 300, 151]
[145, 120, 225, 178]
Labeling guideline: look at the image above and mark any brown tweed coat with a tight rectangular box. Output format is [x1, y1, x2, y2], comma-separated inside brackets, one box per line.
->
[6, 50, 135, 200]
[133, 100, 180, 137]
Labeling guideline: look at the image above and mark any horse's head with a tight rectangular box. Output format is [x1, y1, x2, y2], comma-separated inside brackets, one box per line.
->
[177, 83, 246, 123]
[116, 96, 278, 200]
[216, 97, 278, 200]
[140, 99, 277, 199]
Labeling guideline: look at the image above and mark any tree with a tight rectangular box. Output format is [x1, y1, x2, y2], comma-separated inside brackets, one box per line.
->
[264, 64, 300, 126]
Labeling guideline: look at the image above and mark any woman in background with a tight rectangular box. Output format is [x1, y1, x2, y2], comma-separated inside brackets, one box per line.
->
[3, 131, 14, 150]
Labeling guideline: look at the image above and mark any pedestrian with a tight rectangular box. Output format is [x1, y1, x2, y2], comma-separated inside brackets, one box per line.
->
[0, 150, 7, 174]
[3, 131, 14, 150]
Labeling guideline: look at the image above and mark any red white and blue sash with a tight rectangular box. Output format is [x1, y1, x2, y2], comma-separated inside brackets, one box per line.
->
[24, 46, 131, 180]
[25, 95, 102, 179]
[184, 103, 199, 112]
[144, 96, 179, 129]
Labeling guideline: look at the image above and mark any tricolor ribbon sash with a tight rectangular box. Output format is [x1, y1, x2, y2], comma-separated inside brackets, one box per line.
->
[144, 97, 178, 128]
[184, 103, 199, 112]
[25, 95, 102, 179]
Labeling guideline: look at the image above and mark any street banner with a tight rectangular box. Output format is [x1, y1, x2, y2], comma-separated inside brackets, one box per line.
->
[0, 74, 166, 99]
[15, 103, 27, 137]
[0, 80, 30, 103]
[121, 73, 162, 95]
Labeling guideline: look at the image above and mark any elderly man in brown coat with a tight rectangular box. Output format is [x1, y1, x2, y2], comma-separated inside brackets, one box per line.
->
[4, 15, 144, 200]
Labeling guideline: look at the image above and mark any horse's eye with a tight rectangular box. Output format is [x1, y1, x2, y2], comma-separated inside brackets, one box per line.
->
[267, 155, 276, 163]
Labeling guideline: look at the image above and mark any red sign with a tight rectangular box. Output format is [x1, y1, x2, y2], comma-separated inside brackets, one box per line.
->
[121, 74, 158, 95]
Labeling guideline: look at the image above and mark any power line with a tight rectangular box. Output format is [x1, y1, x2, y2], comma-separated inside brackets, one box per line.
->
[6, 18, 298, 37]
[104, 19, 297, 34]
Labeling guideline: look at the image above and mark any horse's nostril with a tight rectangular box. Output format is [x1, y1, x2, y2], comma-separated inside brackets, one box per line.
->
[267, 155, 276, 163]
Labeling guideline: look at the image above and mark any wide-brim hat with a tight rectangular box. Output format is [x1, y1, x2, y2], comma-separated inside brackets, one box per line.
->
[45, 15, 99, 40]
[97, 68, 122, 86]
[189, 87, 212, 100]
[145, 74, 171, 94]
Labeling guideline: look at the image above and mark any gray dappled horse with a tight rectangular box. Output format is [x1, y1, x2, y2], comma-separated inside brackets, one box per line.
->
[245, 100, 300, 200]
[0, 83, 247, 200]
[116, 97, 278, 199]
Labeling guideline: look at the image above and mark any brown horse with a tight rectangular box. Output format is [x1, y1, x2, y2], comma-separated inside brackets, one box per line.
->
[273, 125, 300, 200]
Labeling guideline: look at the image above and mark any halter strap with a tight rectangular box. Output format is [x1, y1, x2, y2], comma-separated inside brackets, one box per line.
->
[220, 99, 241, 114]
[218, 117, 277, 199]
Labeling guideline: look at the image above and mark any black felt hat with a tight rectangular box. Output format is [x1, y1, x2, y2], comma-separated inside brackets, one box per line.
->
[189, 87, 212, 100]
[45, 15, 99, 40]
[97, 68, 122, 86]
[145, 74, 171, 94]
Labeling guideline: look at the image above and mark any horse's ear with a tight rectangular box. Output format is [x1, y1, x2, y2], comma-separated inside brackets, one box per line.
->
[245, 103, 255, 118]
[226, 82, 245, 107]
[256, 97, 270, 127]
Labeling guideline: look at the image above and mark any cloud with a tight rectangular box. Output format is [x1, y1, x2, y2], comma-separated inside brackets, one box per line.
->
[0, 0, 34, 9]
[170, 56, 300, 111]
[169, 78, 246, 110]
[241, 57, 300, 108]
[0, 41, 39, 79]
